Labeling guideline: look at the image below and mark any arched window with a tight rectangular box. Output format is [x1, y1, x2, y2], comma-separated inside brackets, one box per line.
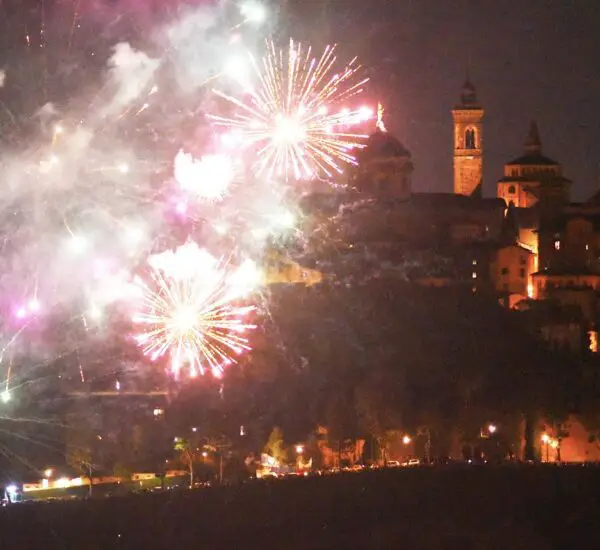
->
[508, 185, 516, 194]
[465, 128, 476, 149]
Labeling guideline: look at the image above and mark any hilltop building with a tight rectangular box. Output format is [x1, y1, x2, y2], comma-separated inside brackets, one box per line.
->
[452, 79, 484, 196]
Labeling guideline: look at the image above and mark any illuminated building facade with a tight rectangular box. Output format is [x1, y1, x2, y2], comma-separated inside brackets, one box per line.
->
[452, 80, 484, 196]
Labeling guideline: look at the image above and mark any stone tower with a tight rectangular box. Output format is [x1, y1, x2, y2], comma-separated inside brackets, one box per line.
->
[452, 79, 484, 195]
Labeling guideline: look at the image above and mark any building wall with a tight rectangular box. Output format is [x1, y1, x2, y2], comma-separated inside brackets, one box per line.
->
[561, 217, 594, 270]
[532, 273, 600, 299]
[356, 157, 413, 199]
[498, 181, 539, 208]
[491, 245, 534, 296]
[452, 108, 484, 196]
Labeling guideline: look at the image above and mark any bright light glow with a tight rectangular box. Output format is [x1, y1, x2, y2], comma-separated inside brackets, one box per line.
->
[44, 468, 53, 478]
[124, 226, 144, 246]
[55, 477, 70, 489]
[15, 307, 27, 319]
[5, 485, 17, 496]
[295, 445, 304, 454]
[488, 424, 497, 434]
[270, 210, 296, 229]
[88, 304, 103, 320]
[240, 2, 267, 23]
[541, 433, 550, 443]
[174, 151, 235, 201]
[28, 298, 41, 312]
[1, 390, 11, 404]
[68, 234, 89, 254]
[133, 242, 258, 379]
[210, 39, 371, 180]
[402, 435, 411, 445]
[202, 451, 208, 457]
[118, 162, 129, 174]
[224, 56, 252, 87]
[153, 408, 164, 417]
[213, 222, 229, 235]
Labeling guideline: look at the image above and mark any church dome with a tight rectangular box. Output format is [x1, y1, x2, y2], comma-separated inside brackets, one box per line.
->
[359, 129, 411, 163]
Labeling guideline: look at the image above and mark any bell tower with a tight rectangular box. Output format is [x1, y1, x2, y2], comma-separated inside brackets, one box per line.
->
[452, 79, 484, 195]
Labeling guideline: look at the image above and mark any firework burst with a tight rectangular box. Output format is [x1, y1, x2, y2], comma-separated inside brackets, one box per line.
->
[174, 150, 236, 202]
[210, 39, 373, 181]
[132, 243, 259, 379]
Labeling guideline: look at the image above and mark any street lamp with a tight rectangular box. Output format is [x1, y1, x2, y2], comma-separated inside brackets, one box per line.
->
[402, 435, 411, 445]
[295, 445, 304, 454]
[488, 424, 497, 435]
[44, 468, 54, 479]
[541, 433, 550, 462]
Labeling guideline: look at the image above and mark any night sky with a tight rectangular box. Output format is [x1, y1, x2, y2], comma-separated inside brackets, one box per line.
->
[287, 0, 600, 200]
[1, 0, 599, 199]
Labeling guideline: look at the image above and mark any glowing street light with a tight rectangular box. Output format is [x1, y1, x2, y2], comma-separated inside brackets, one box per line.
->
[295, 445, 304, 454]
[44, 468, 54, 479]
[488, 424, 497, 434]
[402, 435, 412, 445]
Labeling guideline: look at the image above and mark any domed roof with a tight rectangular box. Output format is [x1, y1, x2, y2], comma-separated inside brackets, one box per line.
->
[506, 122, 559, 166]
[359, 129, 411, 162]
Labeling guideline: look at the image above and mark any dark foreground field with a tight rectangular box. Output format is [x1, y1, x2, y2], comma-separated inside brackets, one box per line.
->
[1, 465, 600, 549]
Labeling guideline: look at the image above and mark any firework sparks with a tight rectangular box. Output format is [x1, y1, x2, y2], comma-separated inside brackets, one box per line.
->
[132, 243, 259, 379]
[210, 39, 373, 180]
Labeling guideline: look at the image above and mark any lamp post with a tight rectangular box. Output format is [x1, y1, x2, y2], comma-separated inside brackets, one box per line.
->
[541, 433, 550, 462]
[295, 445, 304, 470]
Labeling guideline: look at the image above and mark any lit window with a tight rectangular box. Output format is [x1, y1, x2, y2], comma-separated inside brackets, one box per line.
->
[472, 272, 477, 279]
[554, 240, 561, 250]
[472, 259, 477, 266]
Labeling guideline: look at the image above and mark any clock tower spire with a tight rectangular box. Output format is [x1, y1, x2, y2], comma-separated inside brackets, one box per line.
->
[452, 78, 484, 195]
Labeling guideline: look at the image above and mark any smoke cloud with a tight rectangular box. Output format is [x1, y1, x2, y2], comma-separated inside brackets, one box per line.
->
[102, 43, 160, 116]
